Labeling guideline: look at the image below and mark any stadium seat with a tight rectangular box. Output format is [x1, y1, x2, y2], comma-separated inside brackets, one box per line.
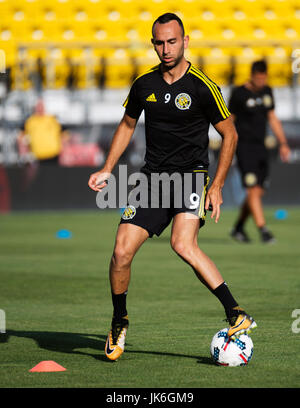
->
[266, 48, 292, 87]
[232, 46, 263, 85]
[103, 48, 136, 88]
[2, 0, 299, 89]
[201, 48, 233, 86]
[134, 48, 158, 77]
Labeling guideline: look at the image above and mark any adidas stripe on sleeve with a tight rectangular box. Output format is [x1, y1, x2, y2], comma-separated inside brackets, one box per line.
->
[189, 65, 231, 124]
[123, 66, 159, 119]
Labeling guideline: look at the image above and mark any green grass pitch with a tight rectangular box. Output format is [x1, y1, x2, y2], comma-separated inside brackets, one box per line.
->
[0, 207, 300, 388]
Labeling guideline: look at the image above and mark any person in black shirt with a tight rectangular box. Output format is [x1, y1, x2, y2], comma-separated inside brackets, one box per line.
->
[122, 62, 231, 173]
[88, 13, 256, 361]
[229, 60, 290, 244]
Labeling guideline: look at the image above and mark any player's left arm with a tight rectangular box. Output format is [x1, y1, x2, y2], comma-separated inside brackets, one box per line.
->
[267, 109, 291, 162]
[205, 116, 238, 223]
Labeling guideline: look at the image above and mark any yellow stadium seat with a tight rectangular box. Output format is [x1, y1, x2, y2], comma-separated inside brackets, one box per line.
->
[131, 3, 157, 23]
[280, 18, 300, 40]
[6, 20, 27, 41]
[146, 0, 174, 19]
[0, 2, 11, 20]
[266, 0, 293, 18]
[70, 50, 98, 89]
[53, 21, 77, 42]
[188, 46, 212, 60]
[134, 48, 158, 77]
[113, 0, 148, 21]
[265, 46, 292, 87]
[201, 48, 232, 86]
[186, 18, 223, 42]
[19, 20, 57, 42]
[230, 0, 264, 19]
[232, 47, 262, 86]
[0, 34, 16, 68]
[184, 48, 203, 66]
[73, 0, 105, 21]
[0, 21, 13, 44]
[13, 3, 36, 21]
[67, 21, 94, 42]
[82, 0, 134, 24]
[37, 1, 58, 22]
[90, 20, 129, 42]
[104, 48, 135, 88]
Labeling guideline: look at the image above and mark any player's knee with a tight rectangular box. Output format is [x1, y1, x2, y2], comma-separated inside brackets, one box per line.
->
[171, 239, 194, 263]
[247, 185, 263, 195]
[112, 244, 134, 269]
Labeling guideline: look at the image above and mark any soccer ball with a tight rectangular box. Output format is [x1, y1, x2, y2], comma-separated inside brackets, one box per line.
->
[210, 328, 254, 366]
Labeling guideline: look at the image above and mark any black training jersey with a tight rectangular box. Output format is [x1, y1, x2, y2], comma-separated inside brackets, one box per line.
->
[123, 62, 230, 172]
[229, 85, 275, 146]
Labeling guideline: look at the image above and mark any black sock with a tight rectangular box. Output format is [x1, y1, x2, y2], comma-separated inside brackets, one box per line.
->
[259, 225, 268, 233]
[235, 219, 245, 231]
[212, 282, 239, 316]
[112, 291, 128, 320]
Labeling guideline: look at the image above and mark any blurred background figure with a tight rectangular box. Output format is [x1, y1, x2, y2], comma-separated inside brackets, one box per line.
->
[229, 60, 291, 244]
[29, 57, 45, 94]
[17, 99, 67, 191]
[18, 99, 65, 166]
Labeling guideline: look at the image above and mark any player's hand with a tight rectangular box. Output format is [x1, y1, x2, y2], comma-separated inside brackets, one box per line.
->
[279, 143, 291, 163]
[205, 184, 223, 223]
[88, 170, 111, 192]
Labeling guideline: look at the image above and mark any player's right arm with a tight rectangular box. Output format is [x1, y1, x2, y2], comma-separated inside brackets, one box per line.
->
[228, 87, 239, 123]
[267, 109, 290, 163]
[230, 113, 236, 122]
[88, 113, 137, 192]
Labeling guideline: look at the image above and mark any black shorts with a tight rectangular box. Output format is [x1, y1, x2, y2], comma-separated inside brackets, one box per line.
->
[120, 170, 209, 237]
[236, 144, 269, 188]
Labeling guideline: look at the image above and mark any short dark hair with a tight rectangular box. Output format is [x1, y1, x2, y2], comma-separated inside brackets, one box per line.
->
[152, 13, 185, 37]
[251, 60, 268, 74]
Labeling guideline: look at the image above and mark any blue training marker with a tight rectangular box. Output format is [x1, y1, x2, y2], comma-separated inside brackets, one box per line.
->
[274, 209, 288, 220]
[56, 229, 72, 239]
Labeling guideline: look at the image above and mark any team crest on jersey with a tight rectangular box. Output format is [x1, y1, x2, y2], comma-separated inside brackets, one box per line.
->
[246, 98, 256, 108]
[244, 173, 257, 187]
[263, 94, 272, 108]
[121, 205, 136, 220]
[175, 93, 192, 110]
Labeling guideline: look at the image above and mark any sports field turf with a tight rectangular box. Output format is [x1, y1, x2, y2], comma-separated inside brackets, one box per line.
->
[1, 207, 300, 388]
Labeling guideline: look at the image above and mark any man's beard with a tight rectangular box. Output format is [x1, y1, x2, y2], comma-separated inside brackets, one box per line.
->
[160, 51, 184, 71]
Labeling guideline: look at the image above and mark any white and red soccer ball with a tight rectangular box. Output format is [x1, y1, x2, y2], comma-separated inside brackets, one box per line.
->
[210, 328, 254, 366]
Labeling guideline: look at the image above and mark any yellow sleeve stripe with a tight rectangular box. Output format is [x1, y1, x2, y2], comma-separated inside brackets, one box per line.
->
[189, 66, 230, 119]
[123, 65, 160, 108]
[190, 66, 230, 118]
[190, 65, 230, 118]
[123, 96, 129, 108]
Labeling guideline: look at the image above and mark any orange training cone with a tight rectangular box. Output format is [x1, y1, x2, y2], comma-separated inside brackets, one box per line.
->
[29, 361, 66, 372]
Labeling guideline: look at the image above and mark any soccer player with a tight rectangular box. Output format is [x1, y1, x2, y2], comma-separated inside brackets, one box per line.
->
[229, 60, 291, 243]
[88, 13, 257, 361]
